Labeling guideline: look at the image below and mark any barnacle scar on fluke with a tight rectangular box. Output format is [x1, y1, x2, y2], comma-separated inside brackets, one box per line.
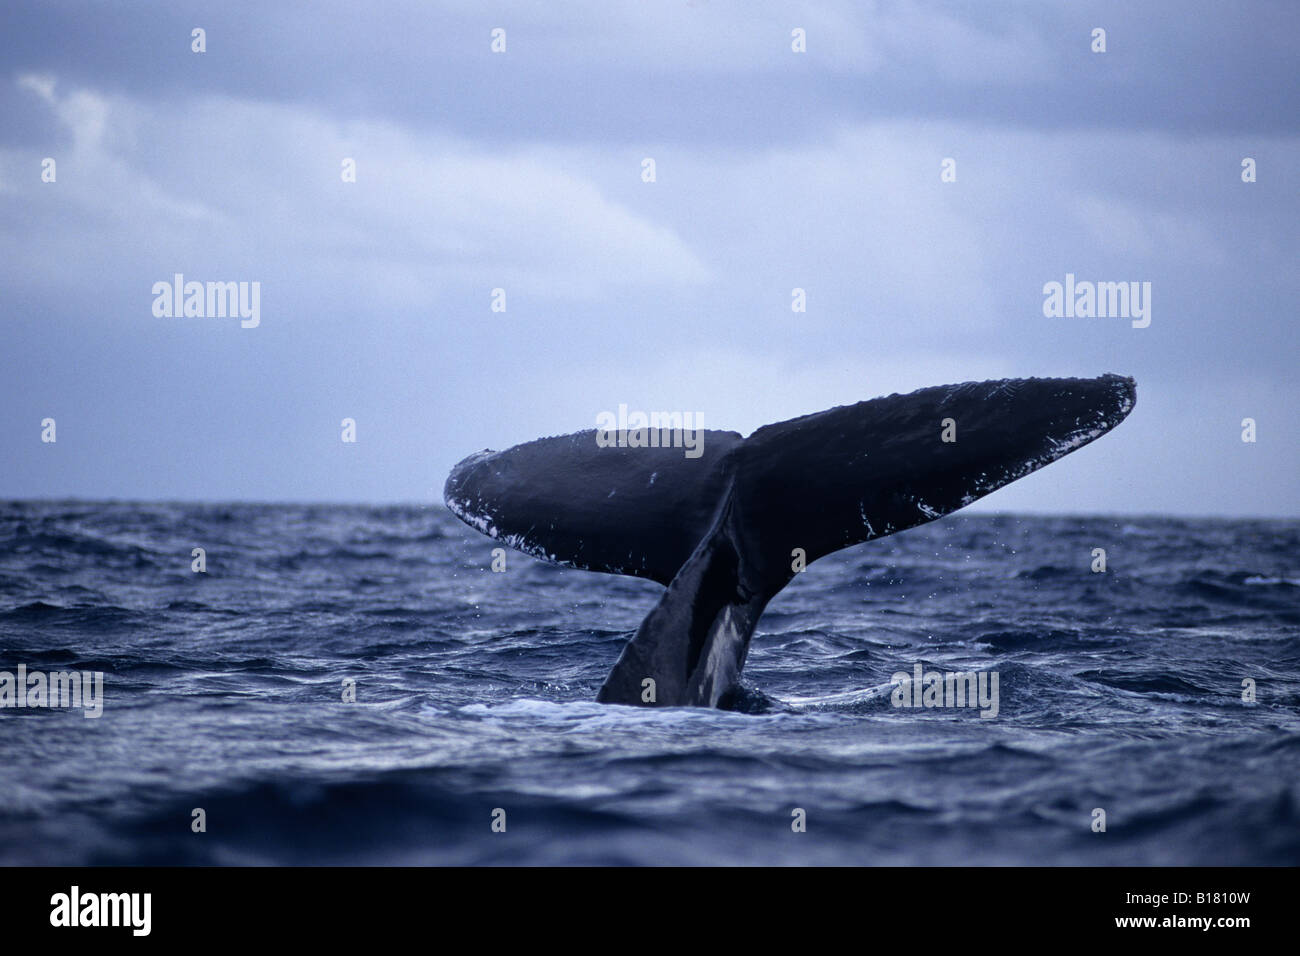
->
[445, 374, 1137, 709]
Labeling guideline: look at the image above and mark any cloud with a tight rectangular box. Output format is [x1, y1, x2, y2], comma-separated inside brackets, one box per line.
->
[3, 75, 711, 304]
[1070, 194, 1227, 268]
[13, 72, 217, 222]
[20, 72, 110, 153]
[1, 5, 1295, 513]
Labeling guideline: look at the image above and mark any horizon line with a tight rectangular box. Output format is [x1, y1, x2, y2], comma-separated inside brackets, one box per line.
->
[2, 496, 1295, 523]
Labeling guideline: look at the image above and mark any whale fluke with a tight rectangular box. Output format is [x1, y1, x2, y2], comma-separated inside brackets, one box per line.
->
[445, 374, 1137, 708]
[443, 428, 743, 584]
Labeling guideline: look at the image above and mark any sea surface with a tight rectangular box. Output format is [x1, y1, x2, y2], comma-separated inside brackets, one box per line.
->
[0, 501, 1297, 865]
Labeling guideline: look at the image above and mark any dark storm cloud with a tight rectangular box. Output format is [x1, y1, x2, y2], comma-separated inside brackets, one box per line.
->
[2, 1, 1295, 146]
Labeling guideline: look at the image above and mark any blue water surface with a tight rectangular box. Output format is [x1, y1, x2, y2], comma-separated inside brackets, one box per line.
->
[0, 501, 1296, 865]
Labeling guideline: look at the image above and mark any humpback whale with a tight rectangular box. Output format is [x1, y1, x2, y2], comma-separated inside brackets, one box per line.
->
[444, 374, 1136, 709]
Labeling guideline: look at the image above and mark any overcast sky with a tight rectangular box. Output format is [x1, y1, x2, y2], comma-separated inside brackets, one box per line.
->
[1, 1, 1296, 515]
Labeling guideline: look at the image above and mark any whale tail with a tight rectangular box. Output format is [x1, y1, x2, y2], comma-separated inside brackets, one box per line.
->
[595, 480, 769, 708]
[445, 374, 1137, 708]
